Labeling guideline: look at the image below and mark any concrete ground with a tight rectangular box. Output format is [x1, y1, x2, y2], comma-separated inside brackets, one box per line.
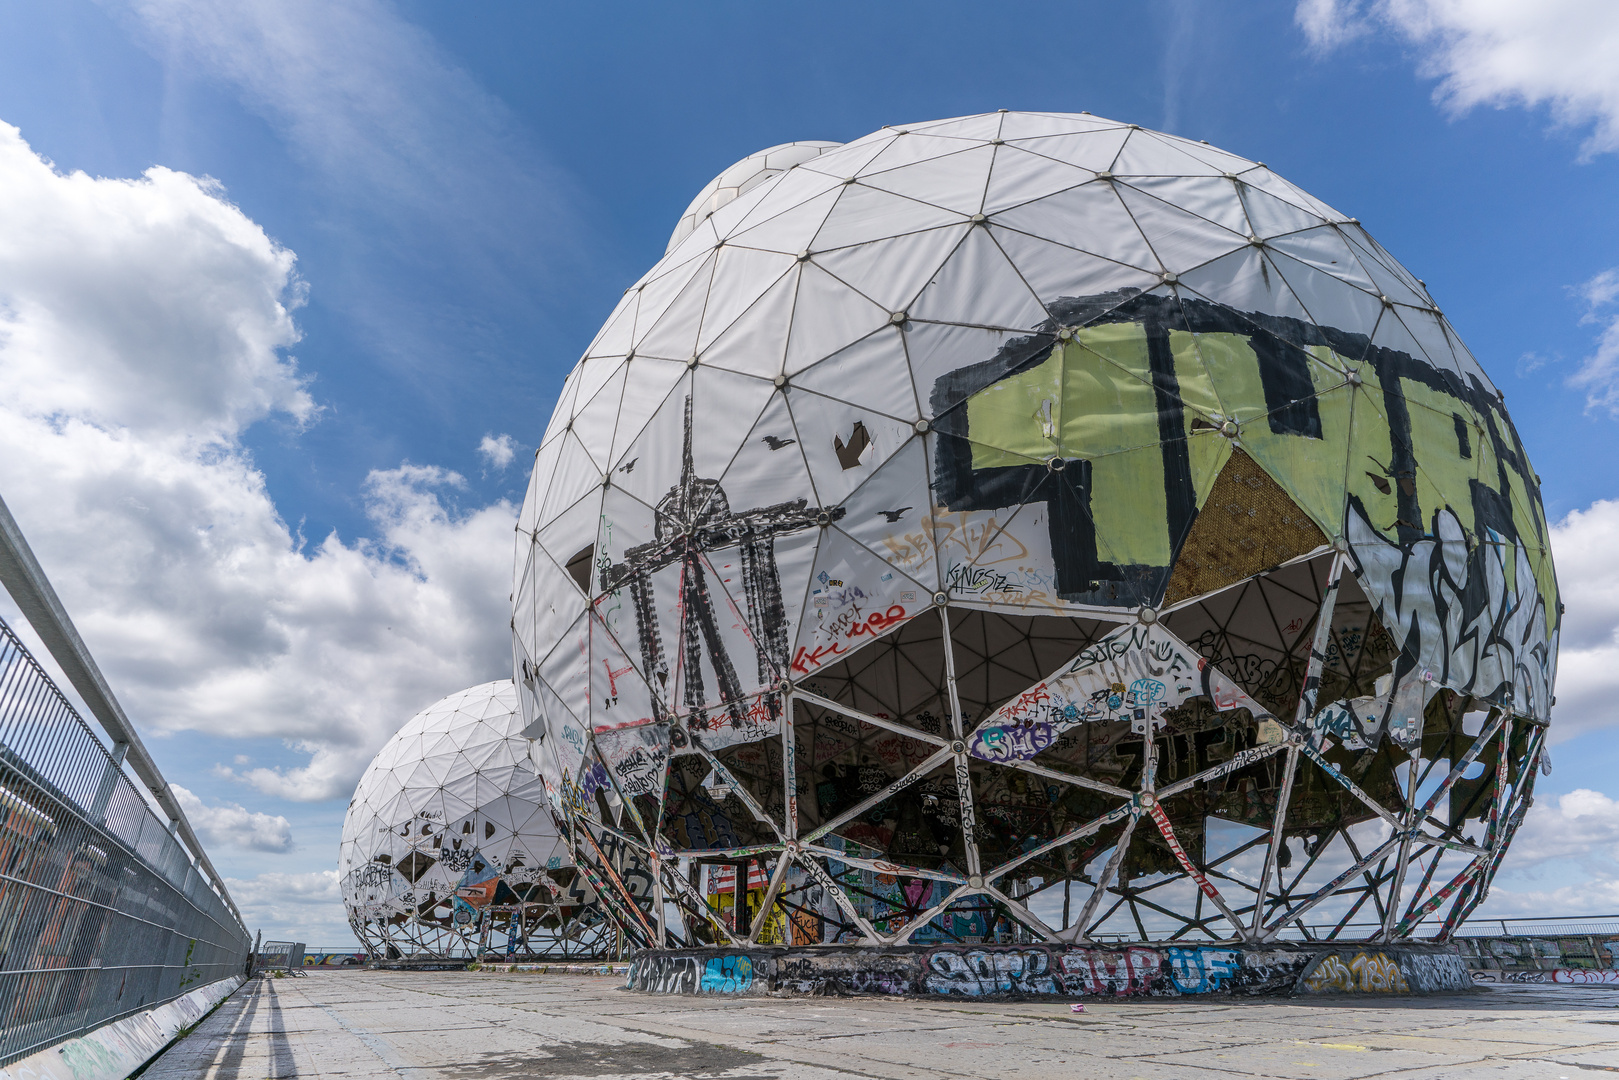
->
[141, 970, 1619, 1080]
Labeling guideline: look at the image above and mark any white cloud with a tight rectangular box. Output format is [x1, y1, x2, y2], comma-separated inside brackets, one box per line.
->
[1496, 788, 1619, 872]
[1297, 0, 1619, 156]
[478, 433, 517, 471]
[1546, 499, 1619, 740]
[225, 870, 354, 944]
[0, 122, 514, 803]
[1295, 0, 1371, 52]
[172, 784, 294, 853]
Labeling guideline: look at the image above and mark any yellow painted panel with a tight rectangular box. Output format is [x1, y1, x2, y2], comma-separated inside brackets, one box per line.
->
[966, 344, 1062, 469]
[1058, 324, 1162, 458]
[1092, 443, 1174, 566]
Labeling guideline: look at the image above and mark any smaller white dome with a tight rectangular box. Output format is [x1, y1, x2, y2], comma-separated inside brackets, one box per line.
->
[666, 140, 842, 253]
[340, 680, 600, 957]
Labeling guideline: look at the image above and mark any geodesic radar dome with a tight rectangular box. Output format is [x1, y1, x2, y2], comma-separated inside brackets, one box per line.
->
[514, 111, 1559, 950]
[668, 141, 843, 254]
[340, 681, 606, 959]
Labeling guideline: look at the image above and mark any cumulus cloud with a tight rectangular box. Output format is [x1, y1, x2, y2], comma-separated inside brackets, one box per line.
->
[478, 433, 517, 471]
[225, 869, 352, 943]
[1545, 499, 1619, 741]
[0, 122, 514, 803]
[1497, 789, 1619, 872]
[172, 784, 294, 853]
[1297, 1, 1619, 156]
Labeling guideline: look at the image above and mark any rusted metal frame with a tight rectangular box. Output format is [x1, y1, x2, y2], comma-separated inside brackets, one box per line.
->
[984, 881, 1062, 943]
[746, 854, 792, 945]
[672, 842, 782, 859]
[793, 848, 885, 944]
[1297, 742, 1403, 830]
[984, 801, 1134, 884]
[1249, 745, 1301, 940]
[1066, 734, 1158, 942]
[687, 737, 787, 845]
[800, 843, 965, 884]
[1292, 551, 1348, 728]
[1381, 742, 1428, 940]
[1108, 875, 1233, 940]
[573, 825, 657, 942]
[1416, 709, 1506, 821]
[1259, 834, 1401, 940]
[981, 755, 1132, 800]
[938, 605, 984, 880]
[791, 686, 951, 748]
[1450, 726, 1544, 929]
[782, 691, 799, 841]
[658, 857, 740, 946]
[1144, 800, 1246, 934]
[892, 882, 974, 945]
[1154, 741, 1288, 801]
[801, 745, 954, 845]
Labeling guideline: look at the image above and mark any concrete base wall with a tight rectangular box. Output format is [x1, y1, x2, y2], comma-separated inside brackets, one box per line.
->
[0, 975, 244, 1080]
[625, 942, 1471, 999]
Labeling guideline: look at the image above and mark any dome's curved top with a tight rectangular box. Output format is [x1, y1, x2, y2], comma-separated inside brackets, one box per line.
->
[516, 112, 1558, 831]
[340, 680, 571, 930]
[667, 141, 843, 253]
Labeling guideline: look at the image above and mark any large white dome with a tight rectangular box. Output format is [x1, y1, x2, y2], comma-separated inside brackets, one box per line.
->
[340, 681, 599, 957]
[514, 112, 1557, 950]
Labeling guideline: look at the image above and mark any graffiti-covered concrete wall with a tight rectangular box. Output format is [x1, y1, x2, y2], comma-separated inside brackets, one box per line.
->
[625, 942, 1470, 998]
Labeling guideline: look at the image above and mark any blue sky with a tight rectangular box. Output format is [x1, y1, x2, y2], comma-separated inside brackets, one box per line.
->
[0, 0, 1617, 943]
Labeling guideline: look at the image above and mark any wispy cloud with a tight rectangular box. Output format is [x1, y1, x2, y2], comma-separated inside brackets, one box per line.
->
[1297, 0, 1619, 157]
[1567, 268, 1619, 415]
[105, 0, 596, 380]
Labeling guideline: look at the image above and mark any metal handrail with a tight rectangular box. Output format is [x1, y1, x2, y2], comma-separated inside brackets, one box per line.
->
[0, 493, 242, 925]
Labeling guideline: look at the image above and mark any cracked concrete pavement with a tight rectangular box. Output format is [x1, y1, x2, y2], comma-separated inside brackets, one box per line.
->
[141, 970, 1619, 1079]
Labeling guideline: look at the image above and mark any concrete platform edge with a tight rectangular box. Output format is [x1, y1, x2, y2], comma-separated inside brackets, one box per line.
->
[0, 975, 245, 1080]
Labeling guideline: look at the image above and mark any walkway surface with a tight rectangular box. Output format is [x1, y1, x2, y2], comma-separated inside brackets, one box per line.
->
[142, 970, 1619, 1079]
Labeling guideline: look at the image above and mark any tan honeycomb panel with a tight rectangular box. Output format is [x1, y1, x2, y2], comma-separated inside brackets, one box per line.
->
[1164, 448, 1328, 607]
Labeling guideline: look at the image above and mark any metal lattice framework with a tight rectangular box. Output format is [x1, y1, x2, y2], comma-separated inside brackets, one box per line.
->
[512, 111, 1558, 952]
[340, 681, 613, 959]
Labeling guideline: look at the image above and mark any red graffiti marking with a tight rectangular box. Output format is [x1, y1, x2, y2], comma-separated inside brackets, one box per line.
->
[1149, 803, 1221, 901]
[602, 659, 633, 697]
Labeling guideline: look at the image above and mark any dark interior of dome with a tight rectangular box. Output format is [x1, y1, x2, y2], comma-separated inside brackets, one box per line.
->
[605, 551, 1533, 947]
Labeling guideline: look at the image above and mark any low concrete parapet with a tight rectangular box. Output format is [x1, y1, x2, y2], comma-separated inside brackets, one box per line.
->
[624, 942, 1472, 999]
[1469, 968, 1619, 986]
[0, 975, 243, 1080]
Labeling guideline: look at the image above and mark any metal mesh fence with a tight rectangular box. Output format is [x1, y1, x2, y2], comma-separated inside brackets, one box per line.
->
[0, 615, 251, 1066]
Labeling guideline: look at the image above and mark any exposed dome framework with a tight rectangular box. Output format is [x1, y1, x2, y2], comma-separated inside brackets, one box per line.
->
[340, 681, 613, 959]
[514, 112, 1558, 952]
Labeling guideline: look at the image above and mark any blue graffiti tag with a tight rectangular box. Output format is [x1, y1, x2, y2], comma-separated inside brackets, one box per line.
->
[700, 954, 754, 993]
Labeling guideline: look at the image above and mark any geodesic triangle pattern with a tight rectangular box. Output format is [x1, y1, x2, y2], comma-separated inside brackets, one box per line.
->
[340, 681, 609, 958]
[514, 112, 1559, 951]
